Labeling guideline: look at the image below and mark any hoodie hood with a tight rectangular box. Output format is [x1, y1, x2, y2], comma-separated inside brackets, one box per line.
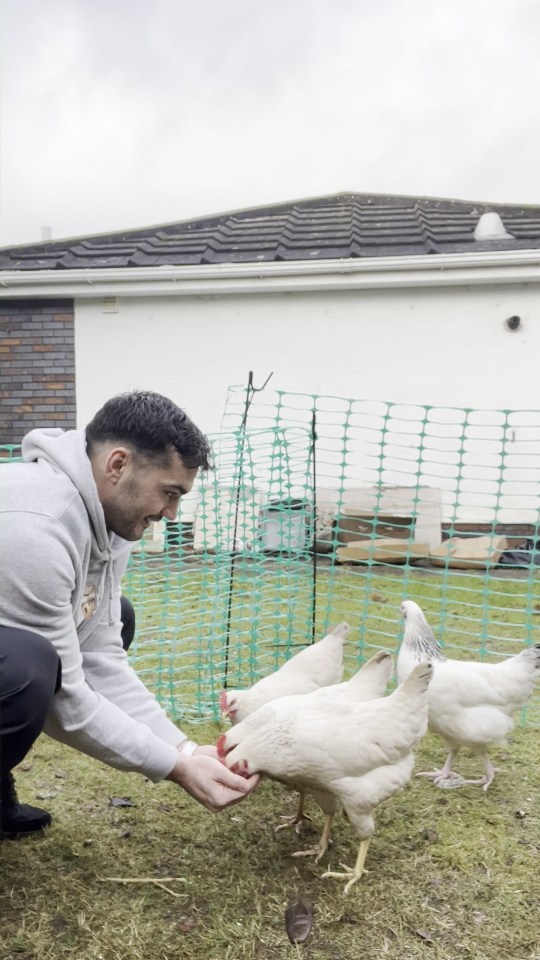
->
[22, 426, 110, 559]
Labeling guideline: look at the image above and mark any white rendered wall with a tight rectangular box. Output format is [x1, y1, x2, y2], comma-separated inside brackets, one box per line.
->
[74, 283, 539, 435]
[74, 283, 540, 524]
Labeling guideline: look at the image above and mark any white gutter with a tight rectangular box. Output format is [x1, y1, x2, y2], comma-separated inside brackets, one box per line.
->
[1, 249, 540, 298]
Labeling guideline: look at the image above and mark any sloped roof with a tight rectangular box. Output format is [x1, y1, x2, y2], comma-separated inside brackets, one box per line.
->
[2, 192, 540, 271]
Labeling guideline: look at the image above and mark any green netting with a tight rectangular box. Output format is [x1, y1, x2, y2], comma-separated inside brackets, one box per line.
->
[124, 424, 319, 720]
[2, 386, 540, 727]
[0, 444, 23, 462]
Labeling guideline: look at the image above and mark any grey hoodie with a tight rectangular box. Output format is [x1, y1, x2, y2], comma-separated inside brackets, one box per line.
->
[0, 427, 188, 781]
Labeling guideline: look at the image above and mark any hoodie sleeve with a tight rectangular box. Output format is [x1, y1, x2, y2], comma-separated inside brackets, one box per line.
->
[78, 572, 190, 754]
[0, 512, 185, 782]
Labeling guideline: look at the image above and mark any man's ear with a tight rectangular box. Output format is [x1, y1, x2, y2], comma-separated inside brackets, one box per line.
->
[104, 446, 132, 485]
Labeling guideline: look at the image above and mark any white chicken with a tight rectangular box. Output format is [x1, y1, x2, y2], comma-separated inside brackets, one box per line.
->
[275, 649, 394, 836]
[220, 621, 348, 724]
[220, 621, 348, 832]
[398, 599, 540, 790]
[217, 660, 432, 894]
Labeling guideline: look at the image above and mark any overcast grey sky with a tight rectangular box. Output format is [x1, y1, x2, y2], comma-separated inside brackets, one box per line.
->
[1, 0, 539, 247]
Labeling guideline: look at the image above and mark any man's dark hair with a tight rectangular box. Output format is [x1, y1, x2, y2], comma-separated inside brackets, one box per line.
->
[85, 391, 212, 470]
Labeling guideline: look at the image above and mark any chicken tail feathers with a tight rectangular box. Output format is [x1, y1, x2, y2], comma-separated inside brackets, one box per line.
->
[362, 650, 394, 678]
[511, 643, 540, 686]
[399, 661, 433, 693]
[521, 643, 540, 669]
[348, 651, 394, 694]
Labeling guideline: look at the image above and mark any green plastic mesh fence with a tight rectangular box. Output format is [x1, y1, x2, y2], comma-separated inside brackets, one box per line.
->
[2, 386, 540, 726]
[0, 444, 23, 462]
[219, 385, 540, 727]
[123, 424, 319, 720]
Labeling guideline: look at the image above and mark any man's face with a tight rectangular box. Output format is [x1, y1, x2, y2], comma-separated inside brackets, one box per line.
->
[102, 449, 198, 541]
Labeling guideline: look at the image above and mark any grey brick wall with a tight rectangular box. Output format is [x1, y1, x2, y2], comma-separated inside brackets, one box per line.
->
[0, 298, 76, 443]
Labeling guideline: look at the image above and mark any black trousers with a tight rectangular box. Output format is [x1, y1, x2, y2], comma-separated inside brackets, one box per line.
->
[0, 596, 136, 776]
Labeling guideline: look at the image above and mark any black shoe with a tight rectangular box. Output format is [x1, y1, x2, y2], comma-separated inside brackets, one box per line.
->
[0, 772, 52, 838]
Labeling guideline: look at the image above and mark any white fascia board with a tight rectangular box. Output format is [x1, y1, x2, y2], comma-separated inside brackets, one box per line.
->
[1, 249, 540, 298]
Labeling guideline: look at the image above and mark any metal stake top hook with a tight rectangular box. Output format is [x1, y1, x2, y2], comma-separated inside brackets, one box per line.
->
[242, 371, 274, 426]
[248, 370, 274, 393]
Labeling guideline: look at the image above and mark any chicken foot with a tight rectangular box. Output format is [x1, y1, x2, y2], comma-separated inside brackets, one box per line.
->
[275, 791, 312, 835]
[321, 837, 371, 895]
[418, 750, 499, 791]
[416, 750, 464, 788]
[459, 754, 498, 791]
[291, 814, 334, 863]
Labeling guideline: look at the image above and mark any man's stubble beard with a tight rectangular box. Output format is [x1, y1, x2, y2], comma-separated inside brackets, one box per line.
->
[102, 476, 142, 542]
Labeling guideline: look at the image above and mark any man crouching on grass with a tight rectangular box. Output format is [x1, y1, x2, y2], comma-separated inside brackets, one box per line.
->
[0, 390, 258, 838]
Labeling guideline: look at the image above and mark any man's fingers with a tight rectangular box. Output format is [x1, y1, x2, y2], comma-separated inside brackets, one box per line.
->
[242, 773, 260, 791]
[169, 751, 259, 812]
[215, 764, 259, 792]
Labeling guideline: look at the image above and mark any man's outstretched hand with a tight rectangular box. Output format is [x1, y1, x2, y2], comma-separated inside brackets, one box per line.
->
[167, 745, 259, 812]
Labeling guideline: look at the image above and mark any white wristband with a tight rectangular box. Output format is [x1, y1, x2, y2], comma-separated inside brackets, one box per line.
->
[179, 739, 198, 757]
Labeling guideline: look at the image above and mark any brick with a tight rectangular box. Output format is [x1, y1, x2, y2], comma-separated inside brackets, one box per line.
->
[0, 299, 75, 441]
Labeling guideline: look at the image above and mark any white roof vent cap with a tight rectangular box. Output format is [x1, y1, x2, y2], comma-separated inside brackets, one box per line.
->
[474, 212, 513, 240]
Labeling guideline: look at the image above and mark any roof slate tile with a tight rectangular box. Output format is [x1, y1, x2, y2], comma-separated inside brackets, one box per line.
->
[2, 192, 540, 270]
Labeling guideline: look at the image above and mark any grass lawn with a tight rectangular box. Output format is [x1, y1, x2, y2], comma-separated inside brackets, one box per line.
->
[1, 724, 539, 960]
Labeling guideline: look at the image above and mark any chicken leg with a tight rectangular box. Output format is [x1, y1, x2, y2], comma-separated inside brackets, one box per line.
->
[291, 813, 334, 862]
[321, 837, 371, 894]
[460, 753, 498, 791]
[418, 749, 498, 790]
[275, 790, 311, 835]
